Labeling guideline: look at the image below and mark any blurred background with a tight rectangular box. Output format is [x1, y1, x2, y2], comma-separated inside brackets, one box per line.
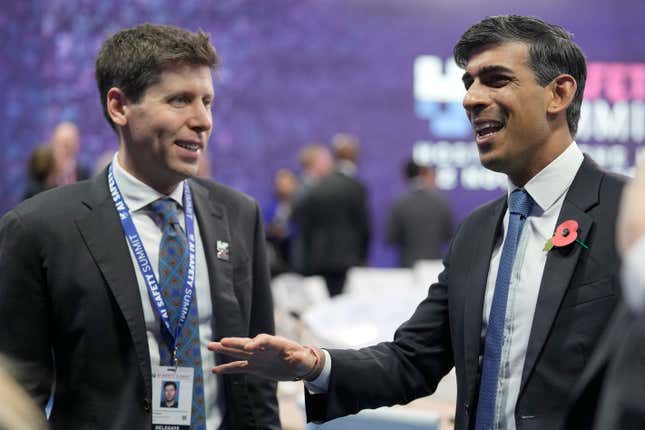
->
[2, 0, 643, 267]
[2, 1, 644, 428]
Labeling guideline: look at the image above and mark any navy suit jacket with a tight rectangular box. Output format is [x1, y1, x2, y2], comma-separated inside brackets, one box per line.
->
[0, 169, 280, 429]
[306, 156, 624, 430]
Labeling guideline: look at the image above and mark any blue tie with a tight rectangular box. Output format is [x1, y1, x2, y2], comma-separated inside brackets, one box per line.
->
[151, 198, 206, 430]
[475, 189, 533, 430]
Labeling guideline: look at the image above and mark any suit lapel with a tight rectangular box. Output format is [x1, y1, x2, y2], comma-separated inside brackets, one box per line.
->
[463, 196, 507, 403]
[75, 170, 152, 398]
[189, 180, 244, 343]
[519, 156, 602, 394]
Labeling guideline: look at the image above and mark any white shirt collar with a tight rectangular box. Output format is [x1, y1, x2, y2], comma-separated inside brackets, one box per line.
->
[111, 152, 184, 212]
[508, 141, 584, 212]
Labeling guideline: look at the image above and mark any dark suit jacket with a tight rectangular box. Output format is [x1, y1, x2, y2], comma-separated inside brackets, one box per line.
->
[0, 169, 280, 429]
[306, 156, 624, 430]
[387, 184, 453, 266]
[565, 304, 645, 429]
[294, 170, 370, 274]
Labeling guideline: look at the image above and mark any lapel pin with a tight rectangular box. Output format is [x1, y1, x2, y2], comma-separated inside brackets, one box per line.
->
[217, 240, 230, 261]
[543, 219, 589, 251]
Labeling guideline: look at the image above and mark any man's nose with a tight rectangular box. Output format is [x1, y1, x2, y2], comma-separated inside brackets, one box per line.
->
[188, 102, 212, 134]
[463, 82, 489, 116]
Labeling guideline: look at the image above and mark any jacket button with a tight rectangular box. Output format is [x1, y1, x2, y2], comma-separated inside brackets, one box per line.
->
[465, 403, 470, 413]
[143, 398, 151, 413]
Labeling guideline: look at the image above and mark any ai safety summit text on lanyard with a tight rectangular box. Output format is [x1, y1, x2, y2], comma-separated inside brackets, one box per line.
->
[108, 163, 197, 365]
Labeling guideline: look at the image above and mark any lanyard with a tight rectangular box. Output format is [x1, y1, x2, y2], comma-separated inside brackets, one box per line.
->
[108, 163, 197, 365]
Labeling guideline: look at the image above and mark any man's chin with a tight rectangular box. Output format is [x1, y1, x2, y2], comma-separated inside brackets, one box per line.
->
[478, 154, 505, 174]
[169, 164, 199, 181]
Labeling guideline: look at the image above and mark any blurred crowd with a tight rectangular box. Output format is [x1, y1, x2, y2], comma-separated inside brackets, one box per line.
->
[263, 133, 454, 296]
[23, 122, 90, 200]
[24, 123, 455, 298]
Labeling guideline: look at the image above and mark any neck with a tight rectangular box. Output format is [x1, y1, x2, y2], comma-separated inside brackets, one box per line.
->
[509, 132, 573, 187]
[116, 151, 180, 195]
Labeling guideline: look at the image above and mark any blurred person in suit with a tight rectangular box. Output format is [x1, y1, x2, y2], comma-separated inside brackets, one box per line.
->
[295, 143, 333, 196]
[387, 158, 453, 267]
[0, 23, 279, 429]
[565, 159, 645, 429]
[50, 121, 90, 185]
[23, 144, 57, 200]
[264, 168, 299, 276]
[209, 15, 626, 430]
[290, 143, 334, 274]
[295, 134, 370, 296]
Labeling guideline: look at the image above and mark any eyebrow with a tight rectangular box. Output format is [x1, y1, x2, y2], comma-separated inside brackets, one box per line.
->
[462, 65, 515, 86]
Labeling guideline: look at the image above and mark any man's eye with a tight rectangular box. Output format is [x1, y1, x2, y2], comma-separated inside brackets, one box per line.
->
[169, 96, 190, 105]
[489, 76, 510, 87]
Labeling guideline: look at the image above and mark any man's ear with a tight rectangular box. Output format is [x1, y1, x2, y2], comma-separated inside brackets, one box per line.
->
[547, 74, 577, 116]
[106, 88, 130, 127]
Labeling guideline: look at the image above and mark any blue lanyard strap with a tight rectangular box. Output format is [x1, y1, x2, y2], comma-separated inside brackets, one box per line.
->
[108, 163, 197, 359]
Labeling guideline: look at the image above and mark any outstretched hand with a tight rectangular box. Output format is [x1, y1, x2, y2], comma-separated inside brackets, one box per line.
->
[208, 334, 324, 381]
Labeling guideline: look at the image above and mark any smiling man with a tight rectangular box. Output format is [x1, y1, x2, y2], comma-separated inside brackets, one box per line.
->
[0, 24, 279, 429]
[209, 15, 625, 430]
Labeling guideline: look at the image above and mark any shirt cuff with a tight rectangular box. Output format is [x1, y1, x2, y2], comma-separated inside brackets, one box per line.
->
[622, 236, 645, 313]
[303, 349, 331, 394]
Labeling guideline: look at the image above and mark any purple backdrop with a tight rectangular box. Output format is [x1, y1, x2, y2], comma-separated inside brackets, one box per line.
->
[2, 0, 644, 266]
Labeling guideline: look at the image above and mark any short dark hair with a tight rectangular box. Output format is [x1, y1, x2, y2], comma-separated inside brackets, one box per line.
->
[163, 381, 177, 390]
[403, 159, 420, 181]
[453, 15, 586, 136]
[95, 23, 219, 130]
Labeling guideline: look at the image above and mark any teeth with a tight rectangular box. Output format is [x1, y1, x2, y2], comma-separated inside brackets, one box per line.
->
[475, 121, 502, 133]
[176, 141, 199, 151]
[474, 121, 504, 137]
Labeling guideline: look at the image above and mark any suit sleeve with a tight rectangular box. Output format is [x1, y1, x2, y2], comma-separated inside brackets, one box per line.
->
[0, 210, 53, 411]
[245, 201, 281, 429]
[305, 231, 456, 422]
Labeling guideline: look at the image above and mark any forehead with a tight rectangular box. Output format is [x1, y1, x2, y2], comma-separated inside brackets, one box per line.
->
[464, 41, 531, 76]
[149, 64, 214, 95]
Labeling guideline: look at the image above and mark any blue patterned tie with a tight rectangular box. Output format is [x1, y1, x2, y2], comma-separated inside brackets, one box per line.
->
[150, 198, 206, 430]
[475, 189, 533, 430]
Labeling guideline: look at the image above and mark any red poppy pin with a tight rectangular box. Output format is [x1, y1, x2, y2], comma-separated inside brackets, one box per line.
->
[543, 219, 589, 251]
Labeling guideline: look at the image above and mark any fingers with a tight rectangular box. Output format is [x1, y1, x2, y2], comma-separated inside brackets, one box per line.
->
[219, 337, 253, 348]
[246, 333, 283, 351]
[211, 360, 249, 375]
[211, 334, 297, 353]
[208, 342, 254, 359]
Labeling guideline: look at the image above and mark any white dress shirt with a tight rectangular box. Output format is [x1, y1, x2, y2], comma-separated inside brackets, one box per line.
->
[307, 143, 585, 430]
[482, 142, 583, 429]
[112, 154, 224, 429]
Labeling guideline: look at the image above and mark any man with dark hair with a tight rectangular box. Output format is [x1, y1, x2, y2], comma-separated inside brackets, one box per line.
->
[387, 158, 453, 267]
[161, 381, 179, 408]
[0, 24, 279, 429]
[209, 15, 624, 430]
